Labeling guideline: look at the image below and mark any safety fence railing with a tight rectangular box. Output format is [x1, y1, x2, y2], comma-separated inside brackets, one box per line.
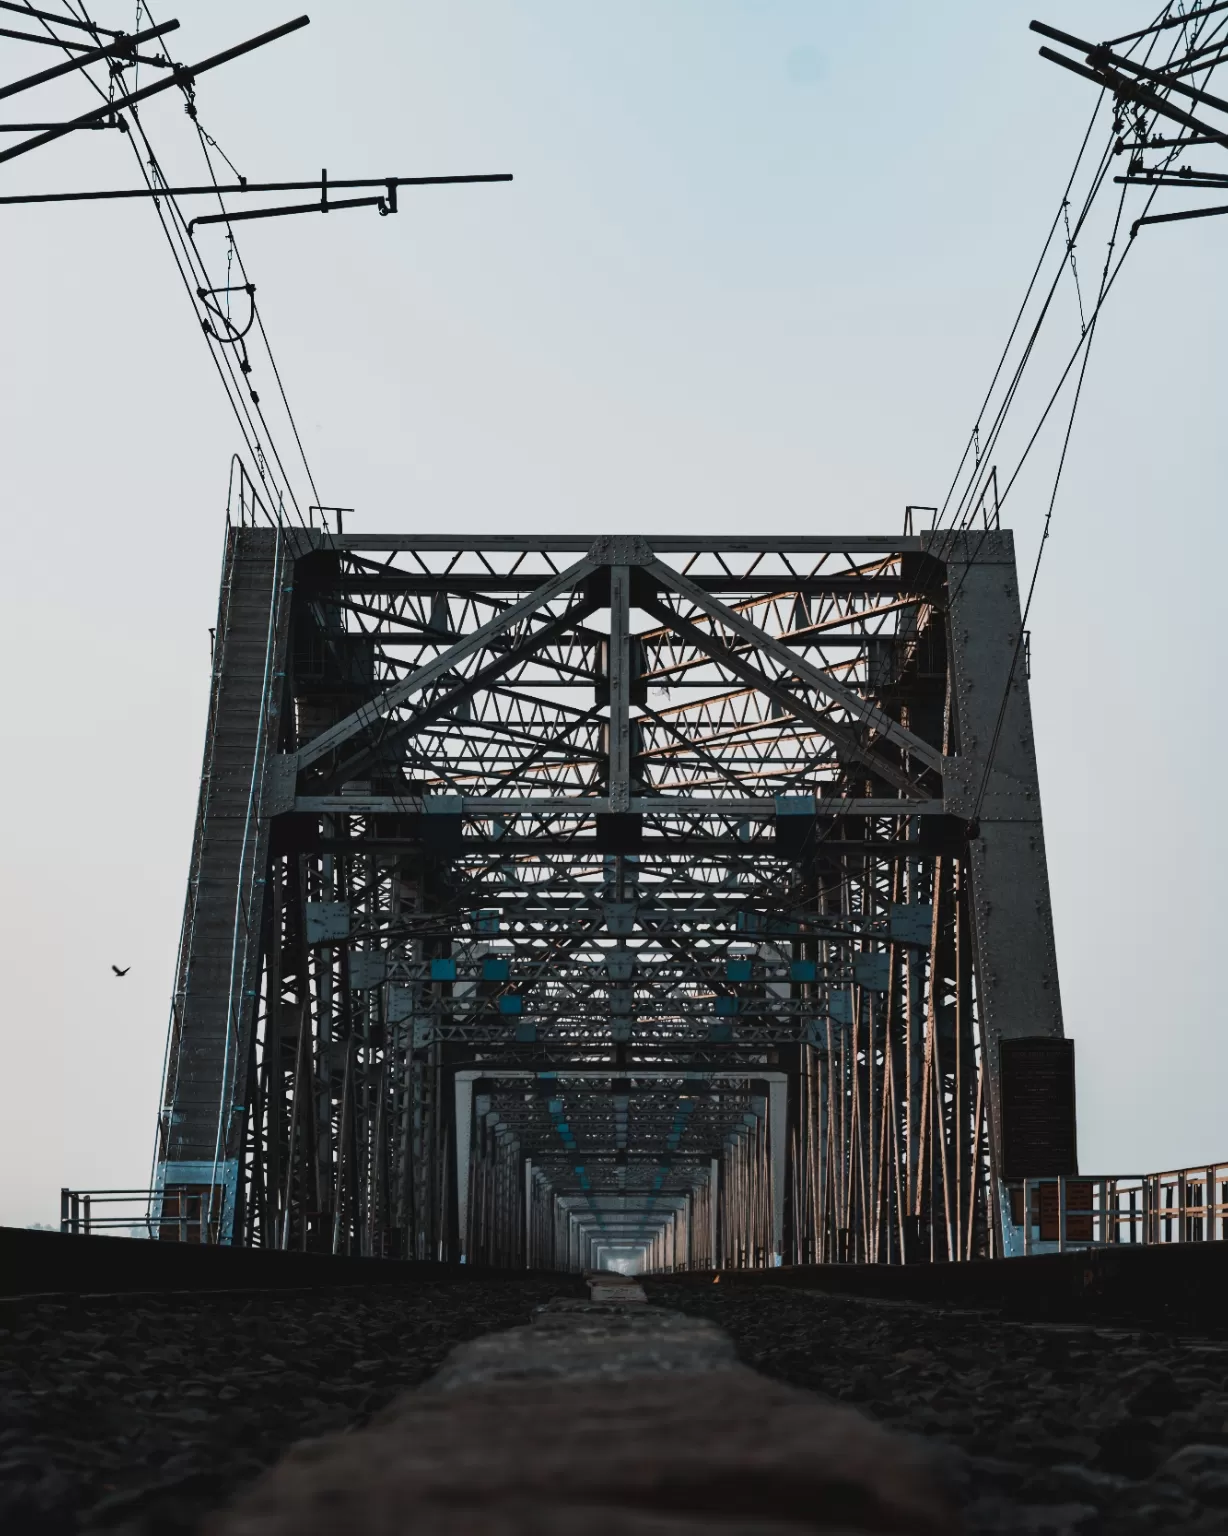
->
[1012, 1163, 1228, 1255]
[60, 1186, 223, 1244]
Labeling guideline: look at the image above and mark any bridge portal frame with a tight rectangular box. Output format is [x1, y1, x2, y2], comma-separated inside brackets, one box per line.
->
[154, 525, 1065, 1265]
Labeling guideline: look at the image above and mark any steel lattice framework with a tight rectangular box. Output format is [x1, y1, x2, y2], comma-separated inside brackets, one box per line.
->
[155, 526, 1065, 1269]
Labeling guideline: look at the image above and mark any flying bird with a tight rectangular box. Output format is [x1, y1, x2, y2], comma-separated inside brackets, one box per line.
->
[111, 965, 130, 977]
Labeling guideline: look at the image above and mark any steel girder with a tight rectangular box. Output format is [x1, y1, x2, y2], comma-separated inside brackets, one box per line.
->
[155, 526, 1064, 1267]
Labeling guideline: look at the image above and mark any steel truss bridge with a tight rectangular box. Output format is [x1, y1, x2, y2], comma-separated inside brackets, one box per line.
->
[155, 527, 1066, 1270]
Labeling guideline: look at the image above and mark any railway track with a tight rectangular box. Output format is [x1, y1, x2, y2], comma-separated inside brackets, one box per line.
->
[4, 1236, 1228, 1531]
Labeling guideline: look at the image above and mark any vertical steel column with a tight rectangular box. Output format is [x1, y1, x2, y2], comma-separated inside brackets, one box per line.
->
[454, 1071, 474, 1262]
[930, 529, 1065, 1173]
[157, 526, 299, 1242]
[710, 1156, 720, 1269]
[608, 564, 632, 813]
[524, 1157, 533, 1267]
[769, 1076, 787, 1263]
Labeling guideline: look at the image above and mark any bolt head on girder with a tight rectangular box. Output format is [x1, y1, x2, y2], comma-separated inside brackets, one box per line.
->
[588, 535, 655, 566]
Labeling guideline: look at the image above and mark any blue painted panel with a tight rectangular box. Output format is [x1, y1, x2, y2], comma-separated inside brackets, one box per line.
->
[829, 990, 854, 1026]
[890, 903, 933, 947]
[853, 953, 891, 992]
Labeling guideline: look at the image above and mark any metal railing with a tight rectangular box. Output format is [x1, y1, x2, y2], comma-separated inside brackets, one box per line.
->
[60, 1186, 222, 1244]
[1013, 1163, 1228, 1254]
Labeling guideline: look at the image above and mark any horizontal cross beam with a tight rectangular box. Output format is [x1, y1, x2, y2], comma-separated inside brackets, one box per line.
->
[315, 535, 923, 553]
[293, 795, 948, 816]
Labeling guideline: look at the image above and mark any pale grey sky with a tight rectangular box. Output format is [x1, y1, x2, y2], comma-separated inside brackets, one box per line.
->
[2, 1, 1225, 1227]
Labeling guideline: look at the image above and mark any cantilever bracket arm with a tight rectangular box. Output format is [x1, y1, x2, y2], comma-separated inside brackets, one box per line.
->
[0, 17, 179, 103]
[0, 172, 514, 208]
[1031, 19, 1228, 119]
[293, 556, 599, 771]
[0, 15, 310, 167]
[183, 172, 514, 233]
[1035, 43, 1228, 156]
[644, 556, 947, 776]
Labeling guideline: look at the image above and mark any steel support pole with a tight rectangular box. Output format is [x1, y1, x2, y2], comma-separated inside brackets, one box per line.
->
[608, 564, 632, 813]
[524, 1157, 533, 1268]
[931, 530, 1065, 1176]
[710, 1157, 720, 1268]
[454, 1074, 474, 1262]
[769, 1076, 788, 1263]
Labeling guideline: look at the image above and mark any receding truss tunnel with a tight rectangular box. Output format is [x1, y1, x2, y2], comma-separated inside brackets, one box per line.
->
[155, 529, 1070, 1268]
[457, 1069, 787, 1272]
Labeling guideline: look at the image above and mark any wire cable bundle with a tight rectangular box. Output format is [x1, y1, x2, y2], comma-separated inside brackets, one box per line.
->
[930, 3, 1228, 815]
[14, 0, 322, 527]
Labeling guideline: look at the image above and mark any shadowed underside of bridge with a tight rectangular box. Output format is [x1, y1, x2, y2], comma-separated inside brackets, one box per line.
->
[155, 527, 1067, 1269]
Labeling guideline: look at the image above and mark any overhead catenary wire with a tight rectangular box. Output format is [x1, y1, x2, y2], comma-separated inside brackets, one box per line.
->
[932, 2, 1219, 547]
[187, 109, 326, 515]
[971, 183, 1130, 822]
[120, 109, 305, 522]
[934, 2, 1218, 611]
[1107, 0, 1228, 48]
[132, 0, 326, 525]
[0, 17, 171, 62]
[931, 89, 1108, 533]
[952, 4, 1228, 817]
[19, 0, 506, 531]
[72, 0, 322, 1177]
[0, 11, 309, 165]
[9, 0, 516, 1210]
[990, 11, 1228, 517]
[939, 121, 1123, 538]
[131, 131, 309, 525]
[1, 0, 117, 33]
[939, 22, 1192, 533]
[23, 0, 324, 526]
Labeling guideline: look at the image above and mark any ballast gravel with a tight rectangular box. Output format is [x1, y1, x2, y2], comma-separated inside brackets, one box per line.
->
[4, 1275, 1228, 1533]
[648, 1279, 1228, 1534]
[0, 1277, 581, 1534]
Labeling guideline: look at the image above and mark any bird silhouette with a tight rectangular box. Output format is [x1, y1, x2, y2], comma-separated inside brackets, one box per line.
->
[111, 965, 130, 977]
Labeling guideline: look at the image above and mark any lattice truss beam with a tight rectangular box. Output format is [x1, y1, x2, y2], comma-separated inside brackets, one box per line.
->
[156, 528, 1065, 1268]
